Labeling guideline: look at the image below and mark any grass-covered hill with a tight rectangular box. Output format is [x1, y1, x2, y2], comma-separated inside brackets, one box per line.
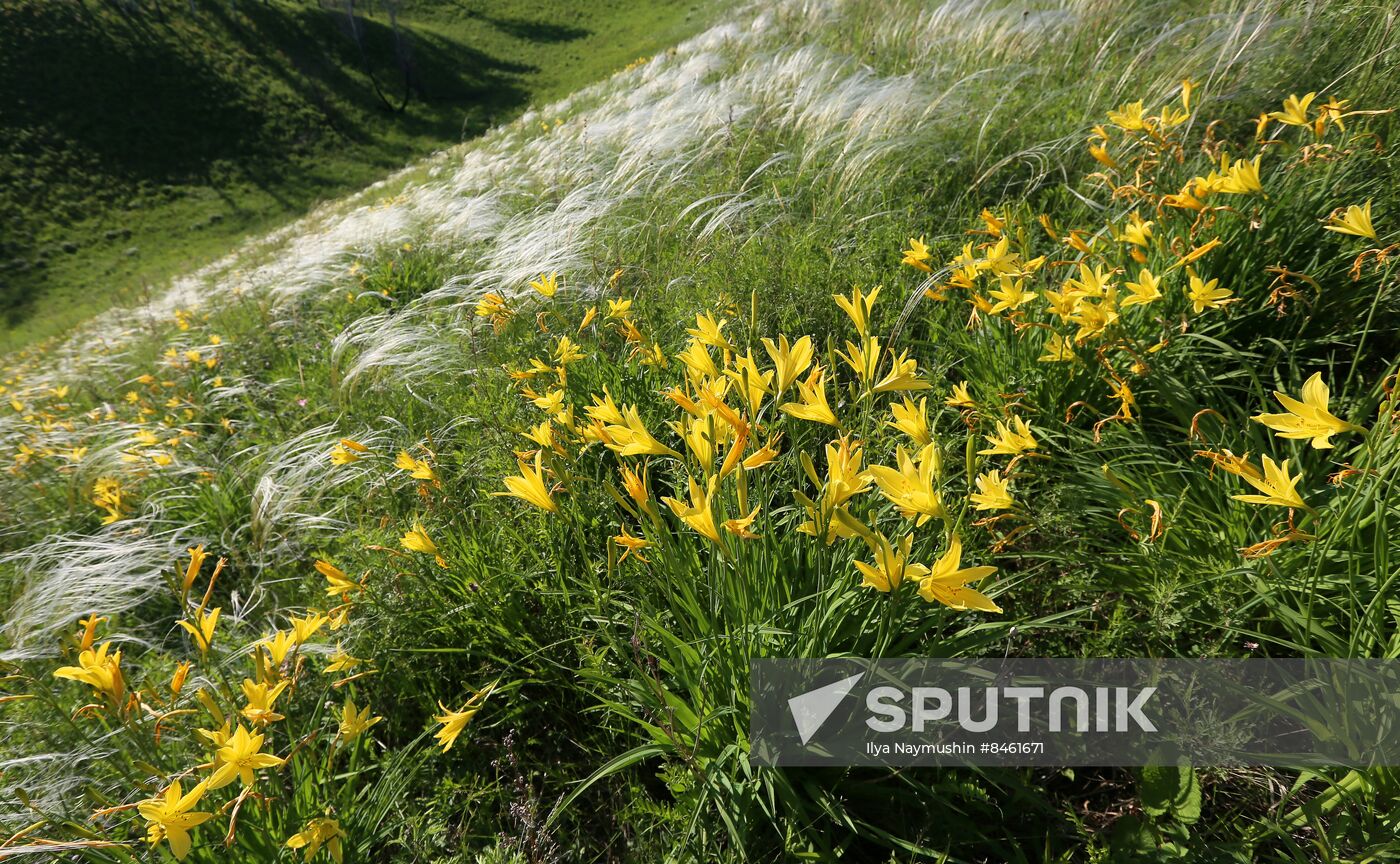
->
[0, 0, 701, 346]
[2, 0, 1400, 861]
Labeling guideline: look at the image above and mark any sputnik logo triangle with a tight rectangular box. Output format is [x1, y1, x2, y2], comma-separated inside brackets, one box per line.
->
[787, 672, 864, 745]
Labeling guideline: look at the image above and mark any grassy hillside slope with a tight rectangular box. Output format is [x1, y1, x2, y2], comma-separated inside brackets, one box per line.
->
[2, 0, 1400, 861]
[0, 0, 702, 346]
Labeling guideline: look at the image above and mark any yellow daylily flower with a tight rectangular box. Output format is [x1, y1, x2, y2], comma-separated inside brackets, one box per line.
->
[290, 612, 329, 644]
[434, 681, 497, 752]
[585, 388, 626, 427]
[603, 406, 682, 458]
[529, 271, 559, 297]
[170, 661, 192, 696]
[324, 643, 365, 674]
[209, 725, 283, 789]
[338, 696, 383, 742]
[834, 285, 880, 336]
[475, 292, 512, 320]
[260, 629, 298, 666]
[195, 715, 231, 752]
[1038, 332, 1078, 363]
[53, 641, 125, 703]
[613, 526, 651, 563]
[970, 470, 1014, 511]
[394, 450, 439, 484]
[138, 780, 213, 861]
[987, 275, 1036, 315]
[635, 341, 667, 367]
[1107, 100, 1150, 132]
[178, 607, 220, 656]
[795, 436, 873, 543]
[676, 339, 720, 382]
[778, 366, 839, 427]
[1252, 372, 1364, 449]
[661, 475, 725, 546]
[888, 396, 932, 446]
[1172, 237, 1222, 269]
[682, 411, 734, 475]
[855, 533, 929, 593]
[945, 382, 975, 409]
[1116, 213, 1153, 247]
[724, 351, 774, 414]
[761, 334, 814, 393]
[554, 335, 586, 365]
[329, 443, 363, 465]
[687, 311, 737, 352]
[400, 523, 438, 555]
[328, 604, 352, 631]
[287, 817, 346, 864]
[1121, 269, 1162, 307]
[619, 464, 651, 507]
[529, 388, 567, 416]
[239, 678, 289, 726]
[318, 560, 362, 597]
[182, 545, 208, 597]
[1110, 379, 1136, 420]
[1268, 92, 1316, 127]
[978, 416, 1038, 456]
[1185, 268, 1235, 313]
[1315, 95, 1351, 132]
[723, 507, 762, 540]
[1195, 448, 1263, 481]
[1218, 155, 1263, 195]
[1232, 455, 1308, 510]
[742, 436, 782, 470]
[981, 235, 1021, 275]
[1042, 287, 1080, 321]
[1324, 200, 1378, 241]
[873, 349, 932, 394]
[493, 451, 559, 512]
[901, 236, 933, 273]
[1068, 293, 1119, 343]
[837, 336, 881, 386]
[1089, 140, 1118, 169]
[867, 444, 944, 526]
[917, 535, 1001, 612]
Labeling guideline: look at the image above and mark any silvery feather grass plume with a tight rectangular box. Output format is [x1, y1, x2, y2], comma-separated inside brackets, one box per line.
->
[0, 743, 118, 823]
[331, 308, 478, 394]
[0, 521, 189, 659]
[245, 424, 359, 562]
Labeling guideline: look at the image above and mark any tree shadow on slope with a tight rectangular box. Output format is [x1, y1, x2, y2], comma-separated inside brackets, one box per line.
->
[469, 12, 590, 43]
[0, 0, 537, 327]
[0, 1, 533, 184]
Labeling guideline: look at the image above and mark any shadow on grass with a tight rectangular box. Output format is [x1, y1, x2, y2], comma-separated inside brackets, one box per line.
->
[0, 0, 548, 328]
